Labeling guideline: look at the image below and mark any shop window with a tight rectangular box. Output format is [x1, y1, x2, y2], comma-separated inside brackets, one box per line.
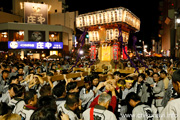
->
[0, 31, 8, 42]
[9, 30, 24, 41]
[49, 32, 62, 42]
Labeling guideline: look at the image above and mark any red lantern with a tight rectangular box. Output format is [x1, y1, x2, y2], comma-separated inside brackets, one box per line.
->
[123, 46, 127, 59]
[90, 45, 96, 61]
[113, 44, 119, 61]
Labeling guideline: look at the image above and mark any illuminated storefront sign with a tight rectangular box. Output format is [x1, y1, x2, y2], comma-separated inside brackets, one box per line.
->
[8, 41, 63, 49]
[24, 2, 48, 24]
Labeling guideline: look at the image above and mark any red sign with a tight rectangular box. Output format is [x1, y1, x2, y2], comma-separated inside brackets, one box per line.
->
[123, 46, 127, 59]
[90, 45, 96, 61]
[113, 44, 119, 60]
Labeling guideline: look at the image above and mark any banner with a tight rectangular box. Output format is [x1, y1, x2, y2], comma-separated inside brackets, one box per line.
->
[8, 41, 63, 49]
[102, 46, 111, 61]
[113, 44, 119, 61]
[90, 45, 96, 61]
[24, 2, 48, 24]
[123, 46, 127, 59]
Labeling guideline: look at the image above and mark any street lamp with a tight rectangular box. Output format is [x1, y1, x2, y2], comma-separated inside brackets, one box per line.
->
[176, 18, 180, 24]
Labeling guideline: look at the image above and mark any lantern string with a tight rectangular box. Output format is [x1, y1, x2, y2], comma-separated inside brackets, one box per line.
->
[133, 36, 148, 69]
[118, 26, 139, 73]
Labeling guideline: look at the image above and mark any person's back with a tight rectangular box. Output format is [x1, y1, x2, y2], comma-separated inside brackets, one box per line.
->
[83, 105, 117, 120]
[126, 92, 154, 120]
[160, 97, 180, 120]
[17, 90, 37, 120]
[132, 103, 153, 120]
[82, 93, 117, 120]
[12, 100, 25, 114]
[30, 107, 57, 120]
[52, 82, 66, 111]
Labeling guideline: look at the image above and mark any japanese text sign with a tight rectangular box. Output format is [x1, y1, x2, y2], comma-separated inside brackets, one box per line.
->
[8, 41, 63, 49]
[24, 2, 48, 24]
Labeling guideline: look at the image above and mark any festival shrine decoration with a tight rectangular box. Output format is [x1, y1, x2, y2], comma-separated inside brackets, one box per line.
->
[118, 27, 139, 73]
[123, 46, 127, 60]
[113, 43, 119, 61]
[76, 7, 140, 69]
[90, 45, 96, 61]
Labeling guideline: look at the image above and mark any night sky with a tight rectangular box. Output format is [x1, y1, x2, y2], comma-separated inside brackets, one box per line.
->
[0, 0, 161, 47]
[66, 0, 161, 47]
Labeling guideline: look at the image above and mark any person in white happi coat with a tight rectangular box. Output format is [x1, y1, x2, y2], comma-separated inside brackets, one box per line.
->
[82, 93, 117, 120]
[58, 93, 80, 120]
[160, 69, 180, 120]
[150, 73, 165, 116]
[79, 76, 104, 109]
[126, 92, 154, 120]
[120, 77, 135, 120]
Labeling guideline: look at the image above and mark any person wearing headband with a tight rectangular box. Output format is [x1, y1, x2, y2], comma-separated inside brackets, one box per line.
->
[120, 76, 135, 120]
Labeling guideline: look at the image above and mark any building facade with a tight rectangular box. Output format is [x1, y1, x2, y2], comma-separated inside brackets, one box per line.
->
[0, 0, 77, 59]
[160, 0, 180, 57]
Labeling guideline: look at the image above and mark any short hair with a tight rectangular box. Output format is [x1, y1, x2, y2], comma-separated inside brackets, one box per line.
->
[153, 72, 160, 77]
[24, 89, 37, 104]
[37, 96, 56, 113]
[138, 73, 146, 80]
[52, 83, 65, 98]
[30, 107, 56, 120]
[13, 85, 25, 98]
[172, 69, 180, 83]
[149, 69, 153, 73]
[18, 67, 23, 70]
[145, 70, 150, 76]
[92, 74, 99, 80]
[113, 71, 121, 77]
[66, 93, 79, 107]
[1, 113, 21, 120]
[0, 102, 10, 116]
[98, 93, 111, 103]
[17, 74, 24, 77]
[125, 92, 140, 102]
[9, 76, 18, 84]
[2, 70, 9, 74]
[84, 76, 92, 84]
[160, 70, 167, 76]
[8, 84, 17, 90]
[40, 85, 51, 97]
[66, 82, 77, 92]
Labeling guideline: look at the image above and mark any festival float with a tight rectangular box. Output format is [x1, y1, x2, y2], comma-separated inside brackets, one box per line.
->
[75, 7, 141, 72]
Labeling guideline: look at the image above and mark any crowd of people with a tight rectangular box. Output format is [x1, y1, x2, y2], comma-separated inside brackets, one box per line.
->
[0, 57, 180, 120]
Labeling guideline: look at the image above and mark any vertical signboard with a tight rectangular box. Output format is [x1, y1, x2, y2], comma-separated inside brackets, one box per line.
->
[90, 45, 96, 61]
[113, 44, 119, 61]
[24, 2, 48, 24]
